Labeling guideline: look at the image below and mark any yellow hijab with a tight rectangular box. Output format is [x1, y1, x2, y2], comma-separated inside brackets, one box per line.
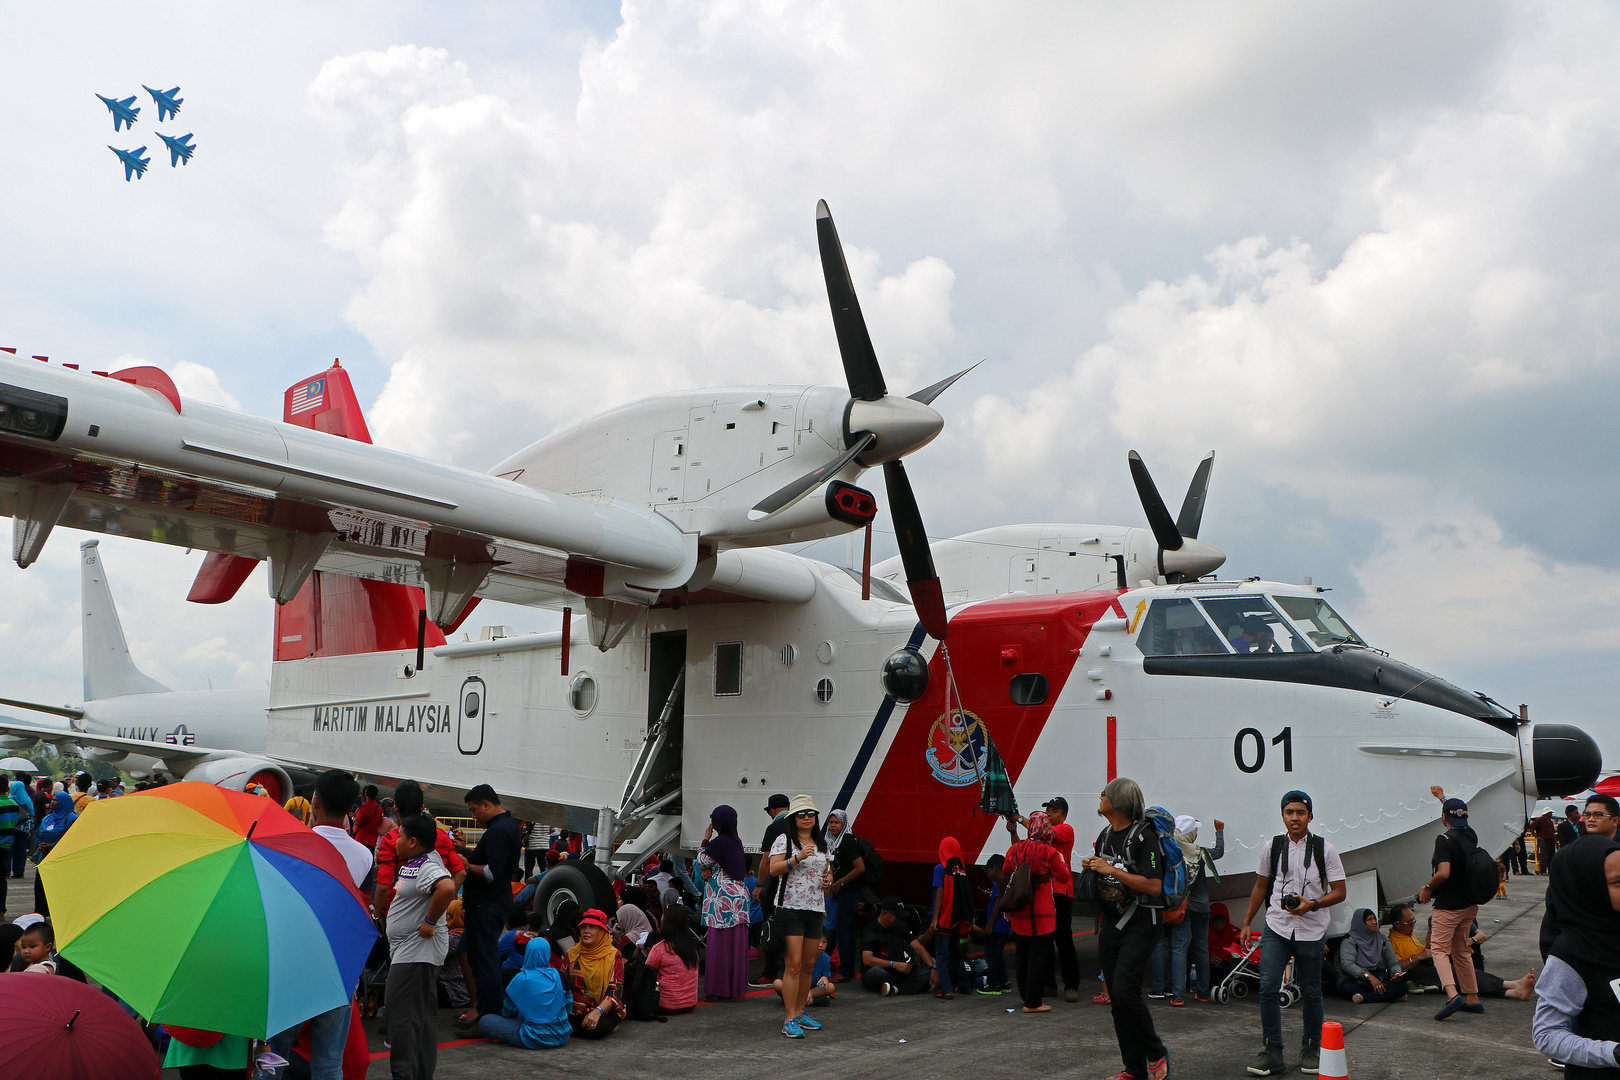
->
[567, 929, 618, 1003]
[283, 795, 313, 826]
[446, 897, 464, 933]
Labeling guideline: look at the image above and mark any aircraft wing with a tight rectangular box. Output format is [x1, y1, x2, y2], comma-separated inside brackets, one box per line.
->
[0, 357, 700, 621]
[0, 717, 224, 770]
[0, 696, 84, 720]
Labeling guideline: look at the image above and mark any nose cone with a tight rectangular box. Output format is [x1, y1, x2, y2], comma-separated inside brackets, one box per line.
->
[1528, 723, 1603, 797]
[846, 395, 944, 466]
[1160, 537, 1226, 579]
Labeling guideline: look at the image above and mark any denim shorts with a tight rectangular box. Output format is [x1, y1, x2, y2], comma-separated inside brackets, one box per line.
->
[777, 908, 825, 940]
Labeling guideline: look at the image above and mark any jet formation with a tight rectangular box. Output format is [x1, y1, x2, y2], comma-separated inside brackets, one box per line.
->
[99, 84, 194, 180]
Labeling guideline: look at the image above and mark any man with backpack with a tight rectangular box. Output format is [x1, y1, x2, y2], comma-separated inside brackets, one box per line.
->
[1240, 789, 1346, 1077]
[1080, 777, 1171, 1080]
[1421, 796, 1496, 1021]
[749, 794, 793, 988]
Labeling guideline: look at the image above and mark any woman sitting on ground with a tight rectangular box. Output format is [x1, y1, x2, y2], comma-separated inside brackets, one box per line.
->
[1337, 908, 1408, 1003]
[478, 937, 571, 1049]
[644, 905, 702, 1014]
[563, 908, 627, 1039]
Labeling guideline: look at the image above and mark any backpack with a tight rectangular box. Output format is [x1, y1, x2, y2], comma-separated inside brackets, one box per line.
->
[856, 836, 887, 887]
[622, 957, 661, 1021]
[942, 866, 975, 930]
[992, 862, 1034, 923]
[1142, 807, 1189, 925]
[1265, 833, 1328, 910]
[1449, 830, 1498, 907]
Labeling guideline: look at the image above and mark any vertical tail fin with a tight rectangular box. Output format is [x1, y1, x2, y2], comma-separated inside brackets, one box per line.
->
[81, 539, 171, 699]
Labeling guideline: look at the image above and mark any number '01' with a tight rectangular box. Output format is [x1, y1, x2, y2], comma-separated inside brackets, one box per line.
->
[1234, 727, 1292, 774]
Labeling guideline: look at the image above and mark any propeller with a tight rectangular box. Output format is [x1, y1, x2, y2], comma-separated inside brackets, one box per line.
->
[749, 200, 965, 639]
[1127, 450, 1225, 584]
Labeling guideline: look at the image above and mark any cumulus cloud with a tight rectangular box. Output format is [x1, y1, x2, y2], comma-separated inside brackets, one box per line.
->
[168, 359, 243, 410]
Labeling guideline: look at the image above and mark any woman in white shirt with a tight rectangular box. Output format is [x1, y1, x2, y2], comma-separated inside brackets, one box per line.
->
[768, 794, 833, 1039]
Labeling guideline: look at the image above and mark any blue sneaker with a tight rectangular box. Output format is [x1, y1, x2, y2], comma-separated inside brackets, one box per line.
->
[795, 1012, 823, 1030]
[782, 1019, 804, 1038]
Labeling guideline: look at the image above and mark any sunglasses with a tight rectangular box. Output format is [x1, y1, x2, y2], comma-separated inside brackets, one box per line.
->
[794, 810, 817, 818]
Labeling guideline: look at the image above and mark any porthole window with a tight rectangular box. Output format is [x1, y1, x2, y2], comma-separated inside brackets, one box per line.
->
[463, 692, 481, 717]
[780, 643, 799, 667]
[569, 671, 597, 717]
[715, 641, 743, 696]
[1009, 672, 1048, 705]
[817, 640, 836, 664]
[816, 678, 836, 704]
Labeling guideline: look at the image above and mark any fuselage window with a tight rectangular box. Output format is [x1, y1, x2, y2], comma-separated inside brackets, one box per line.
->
[1198, 596, 1315, 654]
[714, 641, 744, 696]
[1009, 672, 1048, 705]
[1272, 595, 1367, 648]
[569, 671, 598, 717]
[1136, 597, 1229, 656]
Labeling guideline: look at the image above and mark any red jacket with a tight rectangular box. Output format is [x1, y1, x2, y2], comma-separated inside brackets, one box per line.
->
[1003, 838, 1071, 937]
[352, 800, 383, 849]
[375, 826, 466, 916]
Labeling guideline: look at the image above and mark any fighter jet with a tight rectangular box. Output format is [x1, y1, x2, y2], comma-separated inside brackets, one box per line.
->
[157, 132, 195, 167]
[96, 93, 140, 132]
[143, 85, 182, 122]
[109, 145, 150, 181]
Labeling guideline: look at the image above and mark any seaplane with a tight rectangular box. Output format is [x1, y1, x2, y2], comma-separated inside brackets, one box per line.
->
[0, 203, 1598, 926]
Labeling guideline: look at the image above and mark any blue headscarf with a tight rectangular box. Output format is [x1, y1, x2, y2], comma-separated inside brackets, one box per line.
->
[8, 779, 29, 815]
[36, 791, 77, 847]
[504, 936, 568, 1023]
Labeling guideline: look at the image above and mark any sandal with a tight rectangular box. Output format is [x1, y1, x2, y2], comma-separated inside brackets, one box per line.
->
[934, 990, 955, 999]
[1092, 992, 1111, 1005]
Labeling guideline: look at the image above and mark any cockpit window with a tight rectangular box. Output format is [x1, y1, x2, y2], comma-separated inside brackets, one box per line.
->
[1199, 597, 1314, 654]
[1136, 597, 1229, 656]
[1273, 596, 1366, 648]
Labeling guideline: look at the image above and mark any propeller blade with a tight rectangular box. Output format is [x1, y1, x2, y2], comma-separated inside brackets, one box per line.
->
[907, 359, 984, 406]
[1176, 451, 1216, 539]
[748, 431, 876, 521]
[816, 200, 886, 401]
[883, 458, 948, 640]
[1128, 450, 1184, 552]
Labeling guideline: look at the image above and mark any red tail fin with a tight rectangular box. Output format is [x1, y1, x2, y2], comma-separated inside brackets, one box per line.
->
[186, 360, 468, 658]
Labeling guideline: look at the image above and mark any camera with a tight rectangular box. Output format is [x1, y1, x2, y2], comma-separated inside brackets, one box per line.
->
[1280, 893, 1303, 911]
[0, 382, 69, 442]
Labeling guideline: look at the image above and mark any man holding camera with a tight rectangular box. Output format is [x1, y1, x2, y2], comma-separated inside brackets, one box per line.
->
[1240, 790, 1347, 1077]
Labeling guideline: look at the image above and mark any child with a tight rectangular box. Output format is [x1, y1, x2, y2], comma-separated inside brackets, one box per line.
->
[977, 853, 1012, 994]
[386, 814, 456, 1080]
[930, 838, 975, 998]
[499, 905, 529, 983]
[774, 930, 835, 1006]
[743, 855, 763, 958]
[16, 920, 84, 980]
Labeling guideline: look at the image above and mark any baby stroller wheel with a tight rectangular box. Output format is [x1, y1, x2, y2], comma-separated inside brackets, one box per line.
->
[1213, 986, 1229, 1004]
[1231, 980, 1249, 999]
[1280, 986, 1299, 1009]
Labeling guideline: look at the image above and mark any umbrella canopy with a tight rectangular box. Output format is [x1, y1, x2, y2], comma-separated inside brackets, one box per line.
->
[977, 730, 1018, 818]
[0, 755, 40, 771]
[0, 970, 160, 1080]
[39, 781, 376, 1039]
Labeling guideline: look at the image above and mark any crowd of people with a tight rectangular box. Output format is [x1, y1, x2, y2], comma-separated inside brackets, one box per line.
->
[5, 768, 1616, 1080]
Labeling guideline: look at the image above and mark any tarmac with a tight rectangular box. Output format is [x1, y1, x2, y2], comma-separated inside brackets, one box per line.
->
[342, 878, 1561, 1079]
[5, 858, 1554, 1079]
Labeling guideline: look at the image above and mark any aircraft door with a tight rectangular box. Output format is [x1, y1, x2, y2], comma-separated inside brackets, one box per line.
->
[458, 677, 486, 755]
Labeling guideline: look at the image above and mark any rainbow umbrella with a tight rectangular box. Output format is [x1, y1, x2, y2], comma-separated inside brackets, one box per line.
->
[39, 781, 376, 1039]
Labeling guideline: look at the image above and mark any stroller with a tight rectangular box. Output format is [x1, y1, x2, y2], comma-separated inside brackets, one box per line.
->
[358, 936, 391, 1018]
[1212, 933, 1300, 1007]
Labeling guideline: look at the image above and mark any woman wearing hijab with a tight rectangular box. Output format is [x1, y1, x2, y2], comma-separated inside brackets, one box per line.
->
[614, 894, 654, 952]
[1533, 833, 1620, 1074]
[1003, 809, 1071, 1013]
[33, 790, 76, 857]
[479, 936, 572, 1048]
[1335, 908, 1406, 1003]
[564, 908, 626, 1039]
[930, 837, 974, 998]
[8, 774, 33, 879]
[824, 808, 868, 982]
[696, 804, 751, 1000]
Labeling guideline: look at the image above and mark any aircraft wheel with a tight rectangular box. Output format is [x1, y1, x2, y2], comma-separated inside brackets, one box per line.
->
[1231, 980, 1249, 999]
[529, 862, 616, 930]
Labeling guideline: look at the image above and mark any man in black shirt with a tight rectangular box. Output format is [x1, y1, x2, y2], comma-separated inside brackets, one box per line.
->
[1081, 777, 1169, 1080]
[750, 793, 792, 986]
[454, 784, 522, 1025]
[860, 896, 932, 995]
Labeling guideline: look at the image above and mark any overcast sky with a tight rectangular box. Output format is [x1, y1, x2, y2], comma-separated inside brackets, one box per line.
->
[3, 2, 1618, 757]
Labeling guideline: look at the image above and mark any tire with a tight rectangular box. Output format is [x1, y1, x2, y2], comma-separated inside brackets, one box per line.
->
[1213, 986, 1229, 1004]
[1231, 980, 1249, 999]
[529, 862, 616, 929]
[1281, 986, 1298, 1009]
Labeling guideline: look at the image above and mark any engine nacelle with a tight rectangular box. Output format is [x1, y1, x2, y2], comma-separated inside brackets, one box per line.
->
[1514, 723, 1603, 798]
[0, 734, 40, 750]
[175, 754, 293, 805]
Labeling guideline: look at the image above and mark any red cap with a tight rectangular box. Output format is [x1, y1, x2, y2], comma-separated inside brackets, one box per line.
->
[578, 908, 611, 932]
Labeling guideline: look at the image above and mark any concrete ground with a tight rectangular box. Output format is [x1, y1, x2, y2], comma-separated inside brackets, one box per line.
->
[349, 878, 1554, 1080]
[7, 855, 1552, 1079]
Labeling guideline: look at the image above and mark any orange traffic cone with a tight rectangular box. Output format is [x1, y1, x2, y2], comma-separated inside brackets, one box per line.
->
[1319, 1020, 1349, 1079]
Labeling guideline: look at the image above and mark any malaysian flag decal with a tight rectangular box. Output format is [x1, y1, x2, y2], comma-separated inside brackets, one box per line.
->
[288, 378, 327, 416]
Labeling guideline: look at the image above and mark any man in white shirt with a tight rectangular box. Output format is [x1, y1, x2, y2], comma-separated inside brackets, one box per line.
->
[1240, 790, 1347, 1078]
[269, 770, 373, 1080]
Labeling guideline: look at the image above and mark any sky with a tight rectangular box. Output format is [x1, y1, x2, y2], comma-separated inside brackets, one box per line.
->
[2, 2, 1619, 755]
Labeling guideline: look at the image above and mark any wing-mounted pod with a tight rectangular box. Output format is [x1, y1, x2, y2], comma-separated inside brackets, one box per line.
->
[1515, 723, 1603, 798]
